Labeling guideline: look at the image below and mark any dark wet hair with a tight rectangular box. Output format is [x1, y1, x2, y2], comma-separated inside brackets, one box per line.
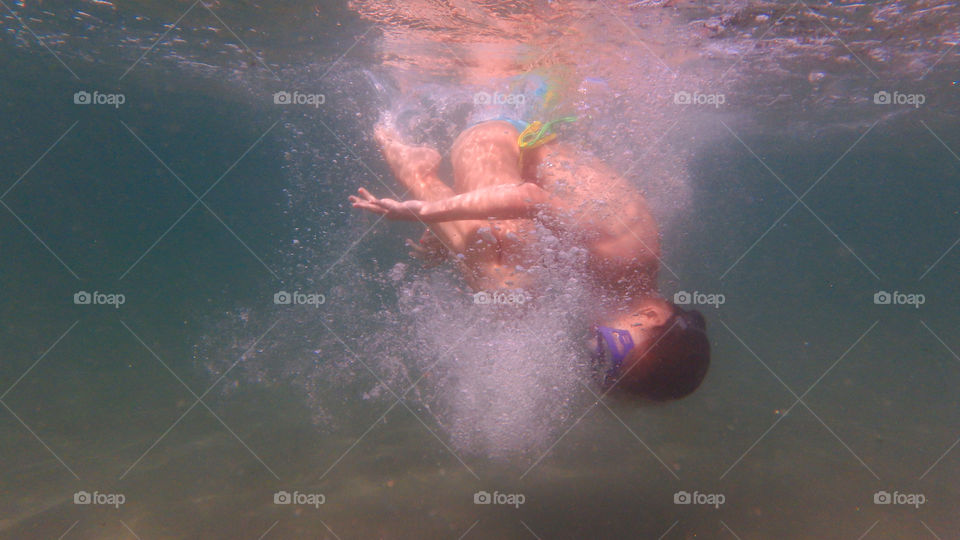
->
[619, 305, 710, 401]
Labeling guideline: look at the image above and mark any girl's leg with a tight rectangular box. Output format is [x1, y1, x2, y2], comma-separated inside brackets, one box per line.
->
[374, 125, 481, 254]
[450, 121, 524, 193]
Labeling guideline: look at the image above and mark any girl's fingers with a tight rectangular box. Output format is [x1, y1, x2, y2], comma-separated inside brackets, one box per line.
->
[353, 201, 387, 214]
[405, 238, 427, 253]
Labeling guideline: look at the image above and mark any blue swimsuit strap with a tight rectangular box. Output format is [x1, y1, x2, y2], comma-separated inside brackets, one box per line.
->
[468, 116, 529, 132]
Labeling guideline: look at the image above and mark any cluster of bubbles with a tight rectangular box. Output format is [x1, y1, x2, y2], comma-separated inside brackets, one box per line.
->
[389, 224, 601, 458]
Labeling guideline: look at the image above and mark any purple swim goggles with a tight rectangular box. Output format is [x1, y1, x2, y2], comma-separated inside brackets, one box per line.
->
[593, 312, 706, 383]
[593, 325, 634, 383]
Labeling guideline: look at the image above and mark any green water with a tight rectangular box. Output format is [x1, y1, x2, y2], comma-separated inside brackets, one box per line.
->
[3, 1, 960, 539]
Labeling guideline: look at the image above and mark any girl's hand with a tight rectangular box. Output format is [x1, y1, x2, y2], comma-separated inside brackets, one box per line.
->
[405, 229, 448, 267]
[349, 188, 425, 221]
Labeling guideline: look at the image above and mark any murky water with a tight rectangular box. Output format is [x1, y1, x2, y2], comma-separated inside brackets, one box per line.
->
[2, 1, 959, 538]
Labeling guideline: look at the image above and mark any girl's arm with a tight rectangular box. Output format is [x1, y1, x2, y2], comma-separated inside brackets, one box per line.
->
[349, 183, 550, 222]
